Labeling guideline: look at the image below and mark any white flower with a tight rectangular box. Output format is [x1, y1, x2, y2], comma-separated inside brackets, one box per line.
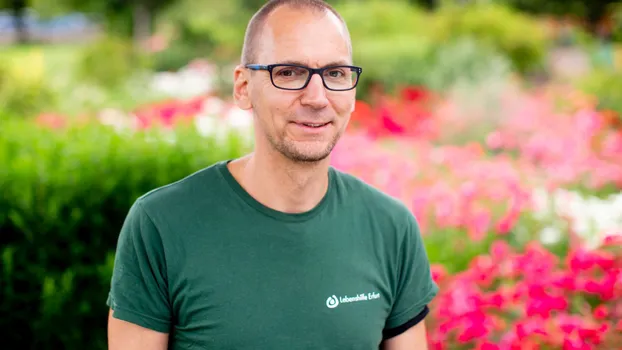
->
[201, 97, 225, 116]
[534, 187, 622, 248]
[225, 107, 253, 131]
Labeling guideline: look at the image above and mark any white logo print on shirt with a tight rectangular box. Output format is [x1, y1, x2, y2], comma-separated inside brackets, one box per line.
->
[326, 292, 380, 308]
[326, 295, 339, 308]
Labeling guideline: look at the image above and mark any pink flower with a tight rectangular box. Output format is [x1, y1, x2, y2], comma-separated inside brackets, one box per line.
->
[526, 284, 568, 317]
[485, 131, 504, 149]
[569, 248, 616, 273]
[476, 341, 500, 350]
[490, 240, 511, 260]
[593, 305, 609, 319]
[467, 209, 491, 242]
[515, 317, 548, 340]
[431, 264, 448, 284]
[457, 311, 490, 343]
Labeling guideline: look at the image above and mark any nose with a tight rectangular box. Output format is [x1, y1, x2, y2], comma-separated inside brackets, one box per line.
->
[300, 73, 329, 109]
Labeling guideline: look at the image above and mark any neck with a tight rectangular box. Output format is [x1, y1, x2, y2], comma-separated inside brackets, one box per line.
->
[228, 151, 331, 214]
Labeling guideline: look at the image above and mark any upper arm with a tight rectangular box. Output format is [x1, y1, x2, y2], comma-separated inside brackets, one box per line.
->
[108, 309, 169, 350]
[106, 200, 173, 347]
[381, 320, 428, 350]
[383, 210, 438, 346]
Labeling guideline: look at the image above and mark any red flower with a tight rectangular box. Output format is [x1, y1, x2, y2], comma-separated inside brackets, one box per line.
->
[400, 86, 429, 102]
[569, 248, 616, 273]
[526, 284, 568, 318]
[431, 264, 448, 284]
[457, 311, 490, 343]
[593, 305, 609, 320]
[476, 341, 500, 350]
[35, 113, 66, 129]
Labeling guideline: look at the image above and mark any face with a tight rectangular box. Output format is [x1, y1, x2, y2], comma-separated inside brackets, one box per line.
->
[234, 6, 356, 164]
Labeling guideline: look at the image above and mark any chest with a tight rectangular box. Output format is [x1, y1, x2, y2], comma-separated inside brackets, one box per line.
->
[168, 223, 395, 349]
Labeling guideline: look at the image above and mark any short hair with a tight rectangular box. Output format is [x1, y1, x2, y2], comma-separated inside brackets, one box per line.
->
[240, 0, 351, 65]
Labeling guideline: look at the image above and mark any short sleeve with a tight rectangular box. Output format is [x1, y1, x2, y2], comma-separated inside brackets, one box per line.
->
[385, 213, 439, 330]
[106, 200, 172, 333]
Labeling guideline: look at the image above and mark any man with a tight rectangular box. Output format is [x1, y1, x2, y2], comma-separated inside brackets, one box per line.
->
[107, 0, 438, 349]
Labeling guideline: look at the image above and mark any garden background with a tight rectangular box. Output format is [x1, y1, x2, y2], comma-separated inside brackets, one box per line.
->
[1, 0, 622, 349]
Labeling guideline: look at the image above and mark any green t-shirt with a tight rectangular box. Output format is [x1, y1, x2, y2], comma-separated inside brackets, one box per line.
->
[107, 160, 438, 349]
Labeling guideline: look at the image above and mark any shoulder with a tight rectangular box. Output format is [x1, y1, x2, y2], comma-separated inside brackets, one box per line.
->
[331, 167, 418, 235]
[132, 161, 228, 225]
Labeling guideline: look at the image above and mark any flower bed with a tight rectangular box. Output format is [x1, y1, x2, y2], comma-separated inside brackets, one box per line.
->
[334, 83, 622, 348]
[27, 77, 622, 349]
[427, 240, 622, 349]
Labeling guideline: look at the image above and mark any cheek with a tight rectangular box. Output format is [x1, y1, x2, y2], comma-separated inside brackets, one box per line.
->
[332, 97, 356, 120]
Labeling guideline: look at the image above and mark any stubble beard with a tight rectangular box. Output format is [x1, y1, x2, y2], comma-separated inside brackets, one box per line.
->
[269, 131, 342, 164]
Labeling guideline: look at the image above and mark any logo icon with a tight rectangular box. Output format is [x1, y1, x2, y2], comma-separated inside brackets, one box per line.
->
[326, 295, 339, 309]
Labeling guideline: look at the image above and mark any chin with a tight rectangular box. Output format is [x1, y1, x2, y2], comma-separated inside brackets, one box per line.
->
[280, 143, 334, 163]
[289, 153, 331, 163]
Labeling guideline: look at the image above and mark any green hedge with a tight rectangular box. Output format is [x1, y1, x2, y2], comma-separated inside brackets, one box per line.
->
[0, 119, 250, 349]
[429, 3, 551, 75]
[578, 68, 622, 124]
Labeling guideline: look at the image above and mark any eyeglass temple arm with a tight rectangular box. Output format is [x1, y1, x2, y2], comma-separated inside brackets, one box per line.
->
[245, 64, 269, 70]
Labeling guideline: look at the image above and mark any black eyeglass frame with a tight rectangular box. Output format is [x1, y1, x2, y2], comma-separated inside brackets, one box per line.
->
[245, 63, 363, 91]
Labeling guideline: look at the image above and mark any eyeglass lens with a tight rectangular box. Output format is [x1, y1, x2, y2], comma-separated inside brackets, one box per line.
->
[271, 65, 358, 90]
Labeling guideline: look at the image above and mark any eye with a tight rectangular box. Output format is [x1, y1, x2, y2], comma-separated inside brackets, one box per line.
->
[275, 67, 306, 77]
[326, 69, 346, 78]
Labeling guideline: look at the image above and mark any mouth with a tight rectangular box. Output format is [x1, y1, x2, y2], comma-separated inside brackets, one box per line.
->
[293, 121, 332, 129]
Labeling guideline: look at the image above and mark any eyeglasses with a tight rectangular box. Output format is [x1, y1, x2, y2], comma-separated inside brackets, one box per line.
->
[245, 63, 363, 91]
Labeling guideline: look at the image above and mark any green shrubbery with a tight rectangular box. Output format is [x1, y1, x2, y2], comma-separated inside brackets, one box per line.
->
[0, 119, 249, 349]
[147, 1, 554, 100]
[428, 3, 552, 75]
[0, 51, 57, 118]
[335, 1, 552, 98]
[578, 68, 622, 123]
[76, 35, 154, 89]
[0, 2, 556, 116]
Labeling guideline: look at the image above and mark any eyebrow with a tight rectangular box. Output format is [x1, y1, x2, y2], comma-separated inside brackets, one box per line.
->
[275, 59, 352, 67]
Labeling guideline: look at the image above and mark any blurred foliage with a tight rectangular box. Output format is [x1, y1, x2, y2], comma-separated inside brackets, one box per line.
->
[0, 44, 166, 119]
[429, 2, 552, 74]
[151, 0, 250, 71]
[0, 1, 561, 113]
[336, 1, 432, 98]
[31, 0, 176, 37]
[493, 0, 620, 30]
[423, 38, 512, 92]
[75, 35, 153, 89]
[0, 49, 57, 118]
[578, 68, 622, 123]
[611, 3, 622, 42]
[337, 0, 431, 39]
[0, 118, 250, 349]
[337, 1, 525, 99]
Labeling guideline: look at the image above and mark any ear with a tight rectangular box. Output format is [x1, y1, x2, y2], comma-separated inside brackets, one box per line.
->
[233, 65, 252, 110]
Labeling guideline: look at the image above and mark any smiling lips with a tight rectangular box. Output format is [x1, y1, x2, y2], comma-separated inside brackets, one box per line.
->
[292, 121, 332, 131]
[299, 121, 330, 127]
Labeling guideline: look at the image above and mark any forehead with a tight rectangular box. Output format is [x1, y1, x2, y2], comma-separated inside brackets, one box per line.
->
[257, 6, 352, 67]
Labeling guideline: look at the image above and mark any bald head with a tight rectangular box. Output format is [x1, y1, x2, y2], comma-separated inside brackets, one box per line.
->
[241, 0, 352, 65]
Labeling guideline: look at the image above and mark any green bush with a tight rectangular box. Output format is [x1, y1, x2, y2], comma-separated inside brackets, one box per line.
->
[352, 35, 514, 99]
[352, 35, 432, 98]
[335, 1, 526, 99]
[336, 1, 431, 98]
[154, 0, 249, 69]
[0, 52, 57, 118]
[337, 0, 431, 40]
[578, 68, 622, 123]
[76, 36, 153, 89]
[429, 3, 552, 74]
[0, 119, 250, 349]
